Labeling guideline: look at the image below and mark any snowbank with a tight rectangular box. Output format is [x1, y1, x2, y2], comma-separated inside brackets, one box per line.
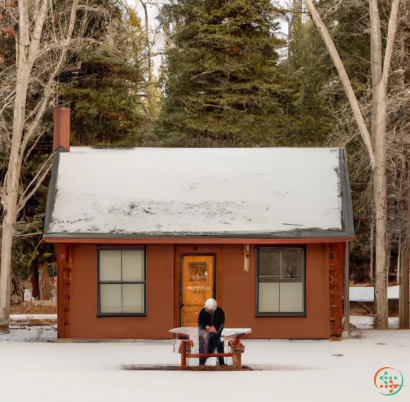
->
[10, 314, 57, 321]
[350, 316, 399, 329]
[350, 286, 399, 302]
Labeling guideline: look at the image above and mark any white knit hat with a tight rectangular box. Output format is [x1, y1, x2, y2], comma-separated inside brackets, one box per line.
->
[205, 298, 217, 311]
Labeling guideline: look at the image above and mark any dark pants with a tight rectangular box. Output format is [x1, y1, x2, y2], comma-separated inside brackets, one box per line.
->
[199, 332, 225, 365]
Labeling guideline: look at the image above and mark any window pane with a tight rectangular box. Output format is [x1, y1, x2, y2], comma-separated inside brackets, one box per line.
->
[188, 262, 207, 282]
[100, 284, 145, 314]
[282, 249, 303, 279]
[100, 250, 121, 281]
[280, 282, 304, 312]
[122, 284, 145, 313]
[259, 249, 280, 278]
[122, 250, 145, 281]
[259, 282, 279, 312]
[100, 284, 121, 313]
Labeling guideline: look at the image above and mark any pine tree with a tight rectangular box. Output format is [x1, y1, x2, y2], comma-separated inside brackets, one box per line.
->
[284, 19, 335, 147]
[156, 0, 294, 147]
[62, 5, 152, 146]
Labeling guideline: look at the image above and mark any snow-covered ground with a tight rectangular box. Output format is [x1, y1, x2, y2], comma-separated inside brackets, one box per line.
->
[1, 329, 409, 402]
[350, 286, 399, 302]
[0, 325, 57, 342]
[350, 316, 399, 329]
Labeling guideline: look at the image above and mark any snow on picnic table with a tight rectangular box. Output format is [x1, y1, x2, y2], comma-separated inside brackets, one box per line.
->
[1, 329, 409, 402]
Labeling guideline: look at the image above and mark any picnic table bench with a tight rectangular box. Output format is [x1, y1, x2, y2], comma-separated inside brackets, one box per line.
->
[170, 327, 252, 370]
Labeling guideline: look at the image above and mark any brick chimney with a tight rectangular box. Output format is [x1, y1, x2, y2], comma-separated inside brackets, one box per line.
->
[53, 107, 70, 152]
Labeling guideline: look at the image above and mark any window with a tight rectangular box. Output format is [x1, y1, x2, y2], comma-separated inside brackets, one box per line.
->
[98, 248, 146, 316]
[256, 247, 305, 316]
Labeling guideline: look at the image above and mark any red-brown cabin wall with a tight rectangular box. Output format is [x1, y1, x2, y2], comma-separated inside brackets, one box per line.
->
[66, 244, 174, 339]
[175, 244, 330, 339]
[57, 242, 334, 339]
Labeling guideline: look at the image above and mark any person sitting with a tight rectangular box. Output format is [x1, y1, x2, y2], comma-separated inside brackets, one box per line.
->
[198, 298, 225, 366]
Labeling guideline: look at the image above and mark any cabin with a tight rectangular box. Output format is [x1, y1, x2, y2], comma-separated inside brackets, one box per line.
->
[44, 108, 355, 341]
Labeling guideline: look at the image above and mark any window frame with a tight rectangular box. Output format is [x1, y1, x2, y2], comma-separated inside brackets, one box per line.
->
[255, 245, 306, 317]
[97, 245, 147, 317]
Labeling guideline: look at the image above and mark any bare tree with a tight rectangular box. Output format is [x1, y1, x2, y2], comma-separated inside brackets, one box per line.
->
[139, 0, 153, 119]
[138, 0, 166, 119]
[319, 0, 410, 327]
[0, 0, 106, 334]
[304, 0, 400, 329]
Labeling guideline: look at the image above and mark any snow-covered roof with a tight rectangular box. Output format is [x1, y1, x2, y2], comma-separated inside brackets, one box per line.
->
[44, 147, 354, 239]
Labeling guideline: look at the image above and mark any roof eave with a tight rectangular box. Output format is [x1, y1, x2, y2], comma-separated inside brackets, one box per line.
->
[43, 232, 356, 244]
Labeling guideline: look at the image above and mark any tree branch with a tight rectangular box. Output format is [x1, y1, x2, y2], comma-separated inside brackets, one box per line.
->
[18, 0, 79, 169]
[16, 165, 52, 216]
[80, 0, 89, 37]
[0, 5, 18, 25]
[304, 0, 375, 168]
[0, 92, 15, 116]
[24, 128, 48, 162]
[190, 71, 219, 80]
[0, 90, 16, 109]
[16, 152, 55, 215]
[27, 0, 48, 65]
[18, 0, 30, 64]
[382, 0, 400, 86]
[36, 38, 99, 61]
[369, 0, 383, 87]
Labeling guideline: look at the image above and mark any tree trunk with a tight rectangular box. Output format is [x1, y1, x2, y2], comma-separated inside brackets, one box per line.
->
[397, 235, 401, 285]
[344, 242, 350, 332]
[369, 0, 400, 329]
[0, 215, 13, 333]
[386, 235, 391, 282]
[288, 0, 303, 59]
[294, 0, 303, 31]
[399, 245, 409, 328]
[0, 0, 46, 333]
[304, 0, 400, 331]
[0, 54, 32, 332]
[369, 217, 374, 284]
[303, 0, 375, 167]
[1, 0, 81, 333]
[139, 0, 156, 119]
[399, 187, 410, 328]
[373, 83, 388, 329]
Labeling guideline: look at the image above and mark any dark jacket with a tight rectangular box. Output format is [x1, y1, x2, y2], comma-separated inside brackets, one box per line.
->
[198, 306, 225, 337]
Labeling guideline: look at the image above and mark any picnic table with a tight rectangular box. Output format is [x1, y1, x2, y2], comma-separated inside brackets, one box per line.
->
[169, 327, 252, 370]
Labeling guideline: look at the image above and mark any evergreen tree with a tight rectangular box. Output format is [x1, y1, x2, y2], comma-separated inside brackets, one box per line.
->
[156, 0, 294, 147]
[63, 5, 152, 146]
[284, 19, 335, 147]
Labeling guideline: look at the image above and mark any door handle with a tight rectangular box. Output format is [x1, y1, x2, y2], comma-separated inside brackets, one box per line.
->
[180, 303, 184, 309]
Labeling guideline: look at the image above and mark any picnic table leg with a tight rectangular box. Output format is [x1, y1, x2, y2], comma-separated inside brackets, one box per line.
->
[180, 340, 193, 370]
[232, 350, 242, 370]
[180, 342, 186, 370]
[230, 336, 245, 371]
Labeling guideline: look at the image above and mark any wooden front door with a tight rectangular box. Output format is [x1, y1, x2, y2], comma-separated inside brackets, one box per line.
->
[180, 255, 215, 327]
